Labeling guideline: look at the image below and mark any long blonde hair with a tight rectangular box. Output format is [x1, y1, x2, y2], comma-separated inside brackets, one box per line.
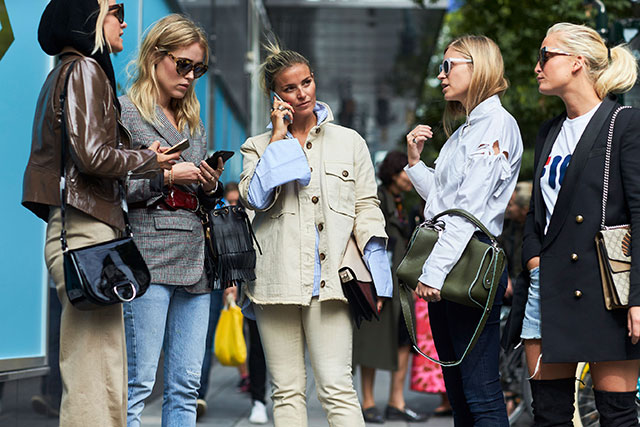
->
[547, 23, 638, 99]
[443, 35, 509, 137]
[259, 40, 312, 96]
[127, 14, 209, 135]
[91, 0, 110, 54]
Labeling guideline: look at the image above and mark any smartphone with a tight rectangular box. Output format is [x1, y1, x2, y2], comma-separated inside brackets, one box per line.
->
[164, 138, 190, 155]
[203, 150, 234, 168]
[271, 91, 291, 123]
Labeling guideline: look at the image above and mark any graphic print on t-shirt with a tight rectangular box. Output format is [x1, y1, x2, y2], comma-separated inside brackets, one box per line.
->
[541, 154, 572, 189]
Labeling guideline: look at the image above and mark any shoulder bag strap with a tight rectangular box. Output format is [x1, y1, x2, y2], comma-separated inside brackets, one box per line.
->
[398, 207, 501, 366]
[58, 60, 77, 252]
[600, 105, 632, 230]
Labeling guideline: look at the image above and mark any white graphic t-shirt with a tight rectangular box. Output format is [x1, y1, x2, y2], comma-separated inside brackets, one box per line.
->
[541, 102, 601, 233]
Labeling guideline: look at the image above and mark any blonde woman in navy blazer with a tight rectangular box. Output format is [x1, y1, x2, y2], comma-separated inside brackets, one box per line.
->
[119, 15, 223, 427]
[515, 23, 640, 426]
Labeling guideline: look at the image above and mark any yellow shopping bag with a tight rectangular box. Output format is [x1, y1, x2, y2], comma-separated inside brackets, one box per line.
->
[214, 294, 247, 366]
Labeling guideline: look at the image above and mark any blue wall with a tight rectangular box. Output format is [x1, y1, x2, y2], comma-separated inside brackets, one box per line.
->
[1, 0, 53, 363]
[214, 84, 246, 184]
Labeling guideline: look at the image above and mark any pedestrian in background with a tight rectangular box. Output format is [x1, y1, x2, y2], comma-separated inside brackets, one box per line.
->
[516, 22, 640, 426]
[238, 42, 393, 426]
[353, 151, 428, 423]
[22, 1, 176, 425]
[119, 14, 223, 427]
[405, 35, 523, 425]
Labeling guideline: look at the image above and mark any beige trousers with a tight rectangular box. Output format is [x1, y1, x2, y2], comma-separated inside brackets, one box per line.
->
[44, 207, 127, 427]
[255, 298, 365, 427]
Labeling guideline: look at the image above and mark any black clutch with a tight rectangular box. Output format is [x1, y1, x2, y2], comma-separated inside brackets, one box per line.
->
[338, 236, 379, 328]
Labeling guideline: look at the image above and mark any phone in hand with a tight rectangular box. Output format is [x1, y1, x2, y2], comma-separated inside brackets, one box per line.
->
[203, 150, 234, 169]
[271, 91, 291, 123]
[164, 138, 190, 155]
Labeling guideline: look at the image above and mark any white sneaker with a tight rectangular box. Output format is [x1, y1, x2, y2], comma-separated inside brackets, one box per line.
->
[249, 400, 268, 424]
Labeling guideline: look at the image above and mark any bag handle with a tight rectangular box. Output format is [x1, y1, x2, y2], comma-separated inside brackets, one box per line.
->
[600, 106, 631, 230]
[432, 208, 499, 243]
[58, 60, 132, 252]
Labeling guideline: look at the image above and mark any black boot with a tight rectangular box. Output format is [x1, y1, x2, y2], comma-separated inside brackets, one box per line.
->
[529, 378, 575, 427]
[593, 389, 639, 427]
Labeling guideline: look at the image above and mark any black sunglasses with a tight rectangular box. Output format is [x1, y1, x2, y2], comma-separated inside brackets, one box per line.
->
[165, 52, 208, 79]
[108, 3, 124, 24]
[538, 46, 572, 69]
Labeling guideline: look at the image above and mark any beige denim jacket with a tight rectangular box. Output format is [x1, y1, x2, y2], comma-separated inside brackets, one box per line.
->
[239, 103, 387, 305]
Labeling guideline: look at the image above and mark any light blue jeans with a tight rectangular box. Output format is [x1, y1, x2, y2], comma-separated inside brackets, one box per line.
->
[123, 284, 210, 427]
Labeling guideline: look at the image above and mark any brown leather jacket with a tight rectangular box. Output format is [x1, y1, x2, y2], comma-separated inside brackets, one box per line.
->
[22, 52, 159, 230]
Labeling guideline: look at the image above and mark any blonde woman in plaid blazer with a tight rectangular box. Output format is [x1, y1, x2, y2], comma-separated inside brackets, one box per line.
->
[119, 15, 223, 427]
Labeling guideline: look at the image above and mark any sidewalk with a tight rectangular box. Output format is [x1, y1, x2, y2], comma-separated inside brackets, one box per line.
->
[141, 357, 453, 427]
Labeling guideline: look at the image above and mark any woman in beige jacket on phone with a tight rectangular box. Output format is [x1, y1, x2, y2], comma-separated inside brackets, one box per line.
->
[238, 43, 392, 426]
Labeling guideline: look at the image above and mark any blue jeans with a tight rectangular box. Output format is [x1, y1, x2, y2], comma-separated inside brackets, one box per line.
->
[123, 284, 210, 427]
[428, 267, 509, 426]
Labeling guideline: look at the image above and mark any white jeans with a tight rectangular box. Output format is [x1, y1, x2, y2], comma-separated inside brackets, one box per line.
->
[255, 298, 364, 427]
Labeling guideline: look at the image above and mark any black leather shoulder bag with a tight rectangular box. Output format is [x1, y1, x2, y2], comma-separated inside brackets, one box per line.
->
[59, 61, 151, 310]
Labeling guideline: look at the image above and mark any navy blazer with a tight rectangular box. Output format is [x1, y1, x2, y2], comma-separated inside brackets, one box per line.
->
[515, 97, 640, 362]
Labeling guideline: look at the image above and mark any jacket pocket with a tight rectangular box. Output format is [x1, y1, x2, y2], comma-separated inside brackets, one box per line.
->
[324, 161, 356, 218]
[153, 216, 194, 231]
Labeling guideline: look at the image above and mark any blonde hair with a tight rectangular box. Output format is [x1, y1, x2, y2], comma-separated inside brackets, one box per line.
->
[443, 35, 509, 137]
[92, 0, 110, 54]
[127, 14, 209, 135]
[547, 23, 638, 99]
[259, 41, 312, 96]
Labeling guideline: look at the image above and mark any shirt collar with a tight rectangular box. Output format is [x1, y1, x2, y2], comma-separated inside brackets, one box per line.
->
[266, 102, 328, 133]
[467, 94, 501, 122]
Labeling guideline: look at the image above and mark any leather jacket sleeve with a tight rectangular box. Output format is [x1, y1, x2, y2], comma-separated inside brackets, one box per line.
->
[65, 59, 158, 178]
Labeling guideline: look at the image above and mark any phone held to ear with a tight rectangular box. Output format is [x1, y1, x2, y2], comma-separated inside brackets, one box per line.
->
[271, 91, 291, 123]
[164, 138, 190, 155]
[203, 150, 234, 168]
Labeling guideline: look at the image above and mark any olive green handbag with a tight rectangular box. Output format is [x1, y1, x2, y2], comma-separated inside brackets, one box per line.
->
[396, 208, 505, 366]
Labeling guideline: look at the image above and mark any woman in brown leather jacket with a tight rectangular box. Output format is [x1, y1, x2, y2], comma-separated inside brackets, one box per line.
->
[21, 1, 177, 425]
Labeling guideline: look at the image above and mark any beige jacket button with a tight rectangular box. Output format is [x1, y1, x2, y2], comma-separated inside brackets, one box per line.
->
[576, 215, 584, 223]
[315, 128, 321, 134]
[342, 170, 349, 177]
[574, 290, 583, 298]
[306, 142, 312, 149]
[320, 280, 326, 288]
[318, 223, 324, 231]
[571, 253, 579, 262]
[319, 253, 326, 261]
[312, 196, 319, 204]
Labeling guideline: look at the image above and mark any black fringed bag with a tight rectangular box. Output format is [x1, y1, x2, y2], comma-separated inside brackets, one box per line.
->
[201, 205, 261, 286]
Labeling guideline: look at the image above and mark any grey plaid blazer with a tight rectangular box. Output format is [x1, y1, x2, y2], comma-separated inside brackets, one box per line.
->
[119, 95, 217, 292]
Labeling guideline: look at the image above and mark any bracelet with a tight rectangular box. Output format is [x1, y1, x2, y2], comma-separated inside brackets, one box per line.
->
[205, 182, 218, 196]
[168, 168, 174, 187]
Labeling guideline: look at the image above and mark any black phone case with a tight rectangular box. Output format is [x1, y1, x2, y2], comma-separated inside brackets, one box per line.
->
[205, 151, 234, 168]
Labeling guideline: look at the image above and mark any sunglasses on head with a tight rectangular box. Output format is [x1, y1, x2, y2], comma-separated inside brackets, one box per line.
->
[538, 46, 572, 69]
[108, 3, 124, 24]
[439, 57, 473, 75]
[165, 52, 208, 79]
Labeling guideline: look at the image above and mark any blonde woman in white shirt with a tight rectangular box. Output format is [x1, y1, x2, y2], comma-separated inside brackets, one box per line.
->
[405, 35, 522, 426]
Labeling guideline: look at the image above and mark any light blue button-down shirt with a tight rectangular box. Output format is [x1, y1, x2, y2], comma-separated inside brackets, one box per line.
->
[247, 103, 393, 300]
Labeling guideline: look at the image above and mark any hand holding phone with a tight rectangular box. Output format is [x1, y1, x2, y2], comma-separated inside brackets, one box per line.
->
[203, 150, 234, 169]
[164, 138, 190, 155]
[271, 91, 292, 123]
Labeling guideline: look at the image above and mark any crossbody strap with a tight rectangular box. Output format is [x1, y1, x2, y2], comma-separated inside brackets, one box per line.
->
[399, 254, 500, 367]
[600, 105, 632, 230]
